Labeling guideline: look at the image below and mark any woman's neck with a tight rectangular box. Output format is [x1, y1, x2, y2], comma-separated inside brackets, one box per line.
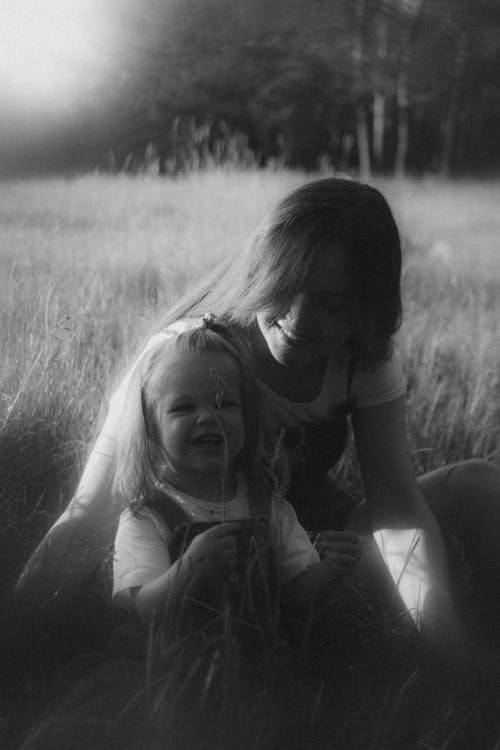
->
[248, 326, 327, 402]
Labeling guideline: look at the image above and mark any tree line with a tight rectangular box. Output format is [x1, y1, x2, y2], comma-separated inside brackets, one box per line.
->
[3, 0, 500, 176]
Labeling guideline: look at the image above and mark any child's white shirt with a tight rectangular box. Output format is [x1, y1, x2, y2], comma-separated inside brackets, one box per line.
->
[113, 475, 319, 610]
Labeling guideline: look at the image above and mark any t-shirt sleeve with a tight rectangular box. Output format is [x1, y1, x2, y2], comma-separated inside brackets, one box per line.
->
[112, 509, 172, 610]
[107, 331, 173, 423]
[350, 346, 407, 409]
[271, 498, 319, 585]
[54, 331, 174, 528]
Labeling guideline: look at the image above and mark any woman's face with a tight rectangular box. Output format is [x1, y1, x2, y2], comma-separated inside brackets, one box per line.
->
[256, 245, 351, 369]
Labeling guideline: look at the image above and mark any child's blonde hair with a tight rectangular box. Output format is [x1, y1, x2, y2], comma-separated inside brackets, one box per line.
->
[112, 318, 275, 516]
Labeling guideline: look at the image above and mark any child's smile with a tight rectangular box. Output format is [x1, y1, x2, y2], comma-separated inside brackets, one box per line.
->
[150, 349, 245, 495]
[191, 433, 224, 448]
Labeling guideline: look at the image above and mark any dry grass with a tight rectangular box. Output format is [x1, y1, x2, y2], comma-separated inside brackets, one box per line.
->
[1, 169, 500, 748]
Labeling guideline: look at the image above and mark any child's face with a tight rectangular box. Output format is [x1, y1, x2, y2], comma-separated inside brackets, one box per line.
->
[152, 350, 245, 482]
[256, 245, 351, 369]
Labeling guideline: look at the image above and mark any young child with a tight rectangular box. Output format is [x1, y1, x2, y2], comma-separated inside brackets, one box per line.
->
[111, 316, 361, 628]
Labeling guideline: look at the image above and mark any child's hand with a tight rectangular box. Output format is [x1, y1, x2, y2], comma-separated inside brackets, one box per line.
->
[183, 522, 241, 585]
[313, 530, 361, 580]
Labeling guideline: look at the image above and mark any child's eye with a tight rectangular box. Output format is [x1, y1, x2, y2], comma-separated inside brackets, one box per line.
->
[169, 403, 192, 414]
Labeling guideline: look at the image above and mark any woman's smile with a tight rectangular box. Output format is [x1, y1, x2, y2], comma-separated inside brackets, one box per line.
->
[275, 320, 321, 345]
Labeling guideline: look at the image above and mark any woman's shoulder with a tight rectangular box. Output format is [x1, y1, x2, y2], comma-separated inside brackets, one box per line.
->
[270, 493, 300, 525]
[118, 505, 154, 527]
[160, 317, 201, 336]
[108, 318, 201, 409]
[349, 344, 407, 409]
[137, 318, 203, 353]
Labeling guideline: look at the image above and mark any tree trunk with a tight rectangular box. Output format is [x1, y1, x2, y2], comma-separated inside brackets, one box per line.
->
[340, 133, 355, 170]
[372, 91, 385, 170]
[372, 16, 387, 171]
[393, 0, 422, 176]
[356, 103, 371, 181]
[394, 69, 409, 177]
[440, 35, 468, 177]
[353, 0, 371, 179]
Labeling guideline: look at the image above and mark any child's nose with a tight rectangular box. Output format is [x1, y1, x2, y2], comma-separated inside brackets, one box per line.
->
[196, 406, 217, 424]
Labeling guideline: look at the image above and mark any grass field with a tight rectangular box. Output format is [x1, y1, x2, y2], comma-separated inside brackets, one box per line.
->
[1, 169, 500, 748]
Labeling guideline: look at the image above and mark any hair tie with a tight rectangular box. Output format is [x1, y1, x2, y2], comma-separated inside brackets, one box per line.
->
[202, 312, 216, 329]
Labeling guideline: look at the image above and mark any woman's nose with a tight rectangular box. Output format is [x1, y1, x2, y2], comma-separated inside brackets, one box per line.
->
[287, 292, 314, 330]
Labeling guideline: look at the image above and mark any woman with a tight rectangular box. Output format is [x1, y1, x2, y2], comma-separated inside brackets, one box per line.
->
[17, 178, 500, 667]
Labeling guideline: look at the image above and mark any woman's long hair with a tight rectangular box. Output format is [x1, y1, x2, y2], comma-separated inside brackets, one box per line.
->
[155, 178, 402, 364]
[112, 319, 275, 516]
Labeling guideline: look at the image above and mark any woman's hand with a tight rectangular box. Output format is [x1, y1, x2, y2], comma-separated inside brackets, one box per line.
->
[183, 522, 241, 585]
[313, 530, 361, 582]
[282, 531, 362, 618]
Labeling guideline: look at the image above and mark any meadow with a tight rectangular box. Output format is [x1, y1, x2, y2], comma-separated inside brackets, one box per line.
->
[1, 169, 500, 748]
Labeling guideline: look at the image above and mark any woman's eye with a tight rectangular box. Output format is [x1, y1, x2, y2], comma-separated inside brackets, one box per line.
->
[323, 300, 347, 314]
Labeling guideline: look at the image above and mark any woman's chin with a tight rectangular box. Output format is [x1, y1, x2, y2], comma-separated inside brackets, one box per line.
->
[268, 331, 328, 367]
[272, 345, 322, 370]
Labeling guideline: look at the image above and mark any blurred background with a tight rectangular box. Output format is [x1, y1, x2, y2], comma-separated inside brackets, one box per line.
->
[1, 0, 499, 178]
[2, 4, 500, 746]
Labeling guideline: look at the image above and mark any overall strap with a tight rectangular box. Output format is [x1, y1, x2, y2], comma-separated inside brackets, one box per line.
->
[147, 488, 192, 535]
[345, 354, 358, 412]
[146, 489, 200, 564]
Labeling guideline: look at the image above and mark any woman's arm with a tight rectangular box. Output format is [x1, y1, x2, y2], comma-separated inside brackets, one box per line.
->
[351, 395, 462, 652]
[16, 402, 126, 610]
[16, 334, 171, 608]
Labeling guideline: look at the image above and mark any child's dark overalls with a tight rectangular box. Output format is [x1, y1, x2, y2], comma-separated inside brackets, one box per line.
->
[148, 492, 277, 634]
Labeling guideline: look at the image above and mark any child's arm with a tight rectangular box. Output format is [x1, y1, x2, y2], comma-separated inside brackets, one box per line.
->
[130, 522, 241, 622]
[271, 500, 359, 615]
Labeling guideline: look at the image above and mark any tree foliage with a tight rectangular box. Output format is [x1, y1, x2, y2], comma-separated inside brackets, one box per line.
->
[4, 0, 500, 175]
